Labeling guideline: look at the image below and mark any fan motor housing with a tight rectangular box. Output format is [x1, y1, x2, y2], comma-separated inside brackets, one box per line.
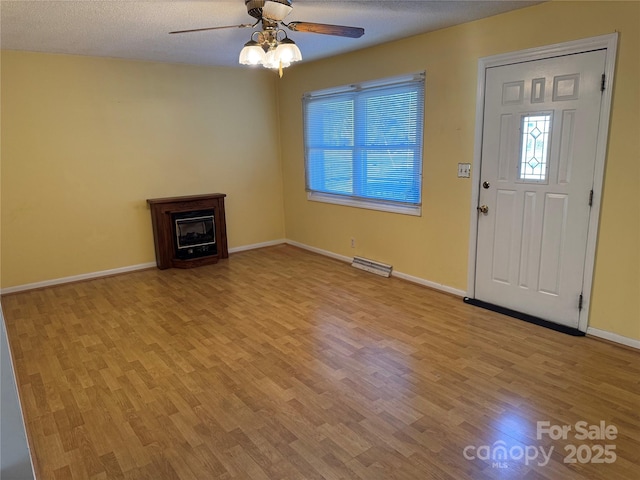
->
[245, 0, 292, 19]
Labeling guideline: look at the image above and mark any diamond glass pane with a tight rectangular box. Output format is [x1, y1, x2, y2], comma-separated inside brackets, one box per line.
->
[520, 114, 551, 181]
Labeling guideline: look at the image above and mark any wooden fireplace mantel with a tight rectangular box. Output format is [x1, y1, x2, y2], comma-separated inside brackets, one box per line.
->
[147, 193, 228, 270]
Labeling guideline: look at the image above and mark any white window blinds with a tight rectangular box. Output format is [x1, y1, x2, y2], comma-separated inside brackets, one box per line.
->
[303, 73, 425, 212]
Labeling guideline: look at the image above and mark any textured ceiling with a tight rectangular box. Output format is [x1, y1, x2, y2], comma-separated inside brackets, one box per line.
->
[1, 1, 542, 67]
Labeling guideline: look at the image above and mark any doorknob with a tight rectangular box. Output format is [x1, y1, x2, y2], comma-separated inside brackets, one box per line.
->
[483, 181, 490, 189]
[477, 205, 489, 214]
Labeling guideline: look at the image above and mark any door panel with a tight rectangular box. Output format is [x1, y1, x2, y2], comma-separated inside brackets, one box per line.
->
[518, 191, 537, 290]
[492, 189, 517, 284]
[538, 193, 568, 296]
[475, 50, 606, 328]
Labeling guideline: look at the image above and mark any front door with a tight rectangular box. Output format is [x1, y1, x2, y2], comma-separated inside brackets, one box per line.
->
[475, 50, 606, 329]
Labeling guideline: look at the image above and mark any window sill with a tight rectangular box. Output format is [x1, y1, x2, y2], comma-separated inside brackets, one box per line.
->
[307, 192, 421, 216]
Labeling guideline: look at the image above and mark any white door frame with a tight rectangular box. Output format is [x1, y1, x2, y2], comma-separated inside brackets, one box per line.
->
[466, 33, 618, 333]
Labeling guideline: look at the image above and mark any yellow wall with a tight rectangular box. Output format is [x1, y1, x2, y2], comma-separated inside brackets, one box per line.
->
[278, 1, 640, 340]
[1, 52, 285, 287]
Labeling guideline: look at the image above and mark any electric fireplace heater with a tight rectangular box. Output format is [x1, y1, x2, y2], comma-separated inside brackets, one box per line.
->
[147, 193, 228, 270]
[172, 210, 216, 260]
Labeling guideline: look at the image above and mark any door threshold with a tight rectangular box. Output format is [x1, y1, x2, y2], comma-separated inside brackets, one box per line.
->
[463, 297, 585, 337]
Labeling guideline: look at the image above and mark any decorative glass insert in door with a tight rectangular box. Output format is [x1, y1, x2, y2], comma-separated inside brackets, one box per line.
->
[519, 113, 552, 182]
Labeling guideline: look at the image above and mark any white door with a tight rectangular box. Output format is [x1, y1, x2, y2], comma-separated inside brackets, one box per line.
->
[475, 50, 606, 329]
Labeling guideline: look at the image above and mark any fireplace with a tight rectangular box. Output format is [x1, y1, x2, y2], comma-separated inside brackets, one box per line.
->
[147, 194, 228, 269]
[173, 210, 216, 259]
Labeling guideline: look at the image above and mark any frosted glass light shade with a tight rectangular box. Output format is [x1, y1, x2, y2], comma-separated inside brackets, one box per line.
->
[239, 41, 266, 66]
[275, 39, 302, 66]
[263, 48, 281, 69]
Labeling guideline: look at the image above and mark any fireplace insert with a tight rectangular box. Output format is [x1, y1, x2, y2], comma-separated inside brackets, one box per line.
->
[172, 209, 217, 260]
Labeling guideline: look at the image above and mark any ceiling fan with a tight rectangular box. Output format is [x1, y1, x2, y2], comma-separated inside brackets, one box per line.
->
[170, 0, 365, 74]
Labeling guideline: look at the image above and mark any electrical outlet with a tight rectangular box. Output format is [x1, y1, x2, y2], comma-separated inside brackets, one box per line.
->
[350, 238, 356, 248]
[458, 163, 471, 178]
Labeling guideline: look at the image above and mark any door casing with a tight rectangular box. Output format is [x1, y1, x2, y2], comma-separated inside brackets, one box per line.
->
[467, 33, 618, 332]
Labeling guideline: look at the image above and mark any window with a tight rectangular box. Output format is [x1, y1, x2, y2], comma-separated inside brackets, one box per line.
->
[519, 113, 552, 182]
[303, 73, 425, 215]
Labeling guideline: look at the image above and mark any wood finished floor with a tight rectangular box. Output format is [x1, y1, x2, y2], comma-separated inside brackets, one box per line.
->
[2, 245, 639, 480]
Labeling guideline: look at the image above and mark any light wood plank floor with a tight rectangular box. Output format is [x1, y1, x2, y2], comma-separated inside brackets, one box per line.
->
[2, 245, 639, 479]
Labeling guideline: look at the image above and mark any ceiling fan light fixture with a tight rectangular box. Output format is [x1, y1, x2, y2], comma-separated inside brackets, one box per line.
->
[238, 39, 266, 65]
[239, 30, 301, 71]
[172, 0, 364, 71]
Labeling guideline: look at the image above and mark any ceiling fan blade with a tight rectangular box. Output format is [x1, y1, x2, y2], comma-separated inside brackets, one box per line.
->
[285, 22, 364, 38]
[169, 24, 255, 34]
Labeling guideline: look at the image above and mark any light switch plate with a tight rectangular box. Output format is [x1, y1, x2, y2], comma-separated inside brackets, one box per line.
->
[457, 163, 471, 178]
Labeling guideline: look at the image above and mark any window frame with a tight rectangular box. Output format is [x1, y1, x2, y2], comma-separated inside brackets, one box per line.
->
[302, 72, 426, 216]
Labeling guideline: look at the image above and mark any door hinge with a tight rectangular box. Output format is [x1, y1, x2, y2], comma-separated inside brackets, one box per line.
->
[578, 294, 584, 311]
[601, 73, 606, 92]
[589, 189, 594, 207]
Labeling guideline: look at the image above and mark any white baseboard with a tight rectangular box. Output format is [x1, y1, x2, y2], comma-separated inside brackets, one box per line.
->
[285, 240, 466, 297]
[229, 239, 286, 254]
[0, 240, 288, 295]
[0, 262, 157, 295]
[587, 327, 640, 350]
[391, 271, 466, 297]
[285, 240, 353, 263]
